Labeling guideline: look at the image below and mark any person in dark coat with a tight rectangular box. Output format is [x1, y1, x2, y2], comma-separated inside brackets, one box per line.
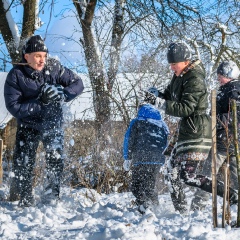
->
[123, 89, 169, 214]
[4, 35, 84, 207]
[142, 42, 238, 214]
[191, 60, 240, 210]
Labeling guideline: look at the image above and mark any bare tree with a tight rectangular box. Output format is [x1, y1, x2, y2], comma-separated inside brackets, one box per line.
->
[1, 0, 239, 125]
[0, 0, 42, 62]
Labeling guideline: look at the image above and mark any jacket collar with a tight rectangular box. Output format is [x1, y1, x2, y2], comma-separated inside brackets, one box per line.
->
[22, 65, 44, 80]
[180, 59, 201, 77]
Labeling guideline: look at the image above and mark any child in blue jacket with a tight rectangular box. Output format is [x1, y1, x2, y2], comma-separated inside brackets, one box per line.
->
[123, 88, 169, 214]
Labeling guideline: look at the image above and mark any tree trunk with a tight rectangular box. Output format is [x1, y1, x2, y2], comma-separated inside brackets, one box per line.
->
[107, 0, 125, 91]
[22, 0, 37, 37]
[73, 0, 111, 150]
[0, 0, 37, 63]
[0, 1, 20, 62]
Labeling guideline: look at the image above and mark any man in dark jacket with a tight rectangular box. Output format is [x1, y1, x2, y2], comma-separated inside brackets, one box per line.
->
[191, 60, 240, 210]
[4, 35, 84, 207]
[123, 90, 169, 214]
[143, 42, 238, 214]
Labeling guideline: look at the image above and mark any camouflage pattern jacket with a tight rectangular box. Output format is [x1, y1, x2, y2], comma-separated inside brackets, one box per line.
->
[162, 60, 211, 161]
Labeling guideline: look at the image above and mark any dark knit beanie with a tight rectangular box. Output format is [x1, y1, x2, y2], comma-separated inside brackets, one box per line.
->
[22, 35, 48, 54]
[167, 42, 192, 63]
[217, 60, 240, 79]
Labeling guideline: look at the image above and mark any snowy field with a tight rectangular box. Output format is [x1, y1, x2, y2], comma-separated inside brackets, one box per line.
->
[0, 184, 240, 240]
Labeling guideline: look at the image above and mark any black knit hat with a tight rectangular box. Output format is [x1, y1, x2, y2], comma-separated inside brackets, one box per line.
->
[217, 60, 240, 79]
[167, 42, 192, 63]
[22, 35, 48, 54]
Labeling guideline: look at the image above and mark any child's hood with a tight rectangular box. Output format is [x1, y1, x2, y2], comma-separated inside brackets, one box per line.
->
[137, 104, 161, 120]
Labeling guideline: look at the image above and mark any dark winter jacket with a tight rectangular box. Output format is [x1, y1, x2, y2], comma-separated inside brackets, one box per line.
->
[162, 60, 212, 159]
[4, 58, 84, 130]
[216, 79, 240, 152]
[123, 104, 169, 165]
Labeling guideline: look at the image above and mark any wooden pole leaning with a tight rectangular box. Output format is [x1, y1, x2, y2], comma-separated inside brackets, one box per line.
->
[211, 90, 218, 227]
[231, 99, 240, 227]
[222, 163, 231, 227]
[0, 139, 3, 184]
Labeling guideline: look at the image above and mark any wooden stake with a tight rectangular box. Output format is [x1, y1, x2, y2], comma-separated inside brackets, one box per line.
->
[222, 164, 229, 227]
[231, 99, 240, 227]
[0, 139, 3, 184]
[211, 90, 218, 227]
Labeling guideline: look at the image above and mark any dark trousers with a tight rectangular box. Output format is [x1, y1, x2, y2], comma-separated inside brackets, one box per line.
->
[11, 126, 64, 202]
[192, 150, 238, 208]
[168, 158, 238, 212]
[131, 164, 160, 207]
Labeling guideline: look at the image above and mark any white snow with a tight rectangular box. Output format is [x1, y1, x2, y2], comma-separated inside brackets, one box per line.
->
[0, 184, 240, 239]
[1, 2, 240, 239]
[0, 72, 12, 128]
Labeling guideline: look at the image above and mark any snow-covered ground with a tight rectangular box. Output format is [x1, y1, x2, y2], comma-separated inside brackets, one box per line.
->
[0, 184, 240, 240]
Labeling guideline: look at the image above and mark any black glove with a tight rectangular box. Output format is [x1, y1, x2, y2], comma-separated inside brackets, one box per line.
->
[139, 90, 166, 108]
[55, 85, 67, 103]
[144, 91, 157, 105]
[39, 84, 61, 105]
[139, 90, 157, 105]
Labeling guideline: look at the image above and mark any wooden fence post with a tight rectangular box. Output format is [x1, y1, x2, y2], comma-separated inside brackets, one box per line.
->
[231, 99, 240, 227]
[211, 90, 218, 227]
[0, 139, 3, 184]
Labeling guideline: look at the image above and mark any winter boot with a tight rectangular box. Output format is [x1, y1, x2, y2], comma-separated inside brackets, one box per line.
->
[138, 204, 147, 214]
[9, 178, 20, 202]
[41, 183, 60, 205]
[171, 191, 188, 214]
[191, 198, 208, 211]
[229, 190, 238, 206]
[135, 198, 149, 214]
[169, 172, 188, 214]
[200, 178, 238, 205]
[137, 200, 155, 214]
[18, 194, 35, 207]
[190, 189, 210, 211]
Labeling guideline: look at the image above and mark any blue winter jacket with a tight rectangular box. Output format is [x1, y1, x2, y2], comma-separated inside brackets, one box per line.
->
[4, 58, 84, 130]
[123, 104, 169, 165]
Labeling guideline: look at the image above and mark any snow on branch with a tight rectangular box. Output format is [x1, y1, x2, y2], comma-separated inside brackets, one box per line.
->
[2, 0, 20, 47]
